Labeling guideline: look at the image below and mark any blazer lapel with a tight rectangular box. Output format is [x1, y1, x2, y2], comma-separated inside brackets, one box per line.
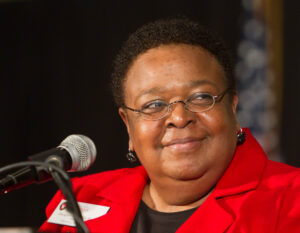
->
[177, 194, 234, 233]
[89, 166, 148, 233]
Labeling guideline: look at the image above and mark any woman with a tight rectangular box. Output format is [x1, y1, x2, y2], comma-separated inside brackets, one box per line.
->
[39, 18, 300, 233]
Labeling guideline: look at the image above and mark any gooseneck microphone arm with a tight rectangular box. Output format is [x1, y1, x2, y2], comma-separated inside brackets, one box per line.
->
[0, 161, 89, 233]
[48, 166, 88, 233]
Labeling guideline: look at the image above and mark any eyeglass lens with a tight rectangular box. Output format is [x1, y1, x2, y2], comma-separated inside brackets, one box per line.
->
[142, 93, 215, 120]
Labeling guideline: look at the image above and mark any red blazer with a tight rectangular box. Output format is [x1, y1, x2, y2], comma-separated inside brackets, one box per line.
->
[39, 129, 300, 233]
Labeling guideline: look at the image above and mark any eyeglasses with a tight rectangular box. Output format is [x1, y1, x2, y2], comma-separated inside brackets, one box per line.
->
[123, 88, 233, 121]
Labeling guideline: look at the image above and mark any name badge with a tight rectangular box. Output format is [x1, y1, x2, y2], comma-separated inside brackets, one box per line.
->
[47, 199, 110, 227]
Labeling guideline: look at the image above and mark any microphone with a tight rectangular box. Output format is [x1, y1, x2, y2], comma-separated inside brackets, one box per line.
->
[0, 134, 97, 194]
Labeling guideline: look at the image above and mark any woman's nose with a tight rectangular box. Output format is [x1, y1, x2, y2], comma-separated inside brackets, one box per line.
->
[165, 101, 195, 128]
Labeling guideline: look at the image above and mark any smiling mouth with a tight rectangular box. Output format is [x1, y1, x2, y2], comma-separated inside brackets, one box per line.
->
[164, 138, 204, 152]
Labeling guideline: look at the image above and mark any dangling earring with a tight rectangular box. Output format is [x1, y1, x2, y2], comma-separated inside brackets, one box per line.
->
[126, 149, 137, 162]
[237, 128, 246, 145]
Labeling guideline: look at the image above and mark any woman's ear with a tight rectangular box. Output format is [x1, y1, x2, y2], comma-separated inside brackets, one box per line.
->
[232, 92, 238, 114]
[119, 108, 135, 151]
[232, 93, 241, 131]
[129, 139, 134, 151]
[119, 107, 131, 135]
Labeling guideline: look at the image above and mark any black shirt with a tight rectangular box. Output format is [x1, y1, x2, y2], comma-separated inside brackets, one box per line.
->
[129, 201, 198, 233]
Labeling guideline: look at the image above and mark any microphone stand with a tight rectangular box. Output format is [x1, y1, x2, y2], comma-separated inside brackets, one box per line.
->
[0, 161, 89, 233]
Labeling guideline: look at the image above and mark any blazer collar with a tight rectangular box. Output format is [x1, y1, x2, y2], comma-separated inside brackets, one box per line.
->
[213, 128, 268, 198]
[95, 166, 148, 203]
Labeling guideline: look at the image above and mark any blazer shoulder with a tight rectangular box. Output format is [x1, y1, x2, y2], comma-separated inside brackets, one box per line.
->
[263, 160, 300, 187]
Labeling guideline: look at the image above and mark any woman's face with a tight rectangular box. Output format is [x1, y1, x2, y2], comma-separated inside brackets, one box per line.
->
[119, 44, 239, 190]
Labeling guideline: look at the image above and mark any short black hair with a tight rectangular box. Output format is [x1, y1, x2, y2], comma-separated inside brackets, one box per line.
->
[111, 17, 235, 107]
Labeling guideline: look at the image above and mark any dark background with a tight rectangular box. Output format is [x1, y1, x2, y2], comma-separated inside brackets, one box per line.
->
[0, 0, 298, 228]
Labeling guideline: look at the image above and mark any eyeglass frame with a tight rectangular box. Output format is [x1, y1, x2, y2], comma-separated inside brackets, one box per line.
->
[122, 87, 234, 120]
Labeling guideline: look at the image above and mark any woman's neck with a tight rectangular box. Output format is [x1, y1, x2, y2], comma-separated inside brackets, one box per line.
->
[142, 180, 213, 213]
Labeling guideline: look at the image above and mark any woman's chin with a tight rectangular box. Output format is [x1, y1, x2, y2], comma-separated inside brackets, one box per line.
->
[164, 163, 206, 181]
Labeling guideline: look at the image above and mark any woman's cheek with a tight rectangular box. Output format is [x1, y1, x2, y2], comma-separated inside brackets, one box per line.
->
[202, 107, 233, 132]
[132, 121, 163, 148]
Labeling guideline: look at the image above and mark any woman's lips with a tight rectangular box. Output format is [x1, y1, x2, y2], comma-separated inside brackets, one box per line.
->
[163, 138, 203, 152]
